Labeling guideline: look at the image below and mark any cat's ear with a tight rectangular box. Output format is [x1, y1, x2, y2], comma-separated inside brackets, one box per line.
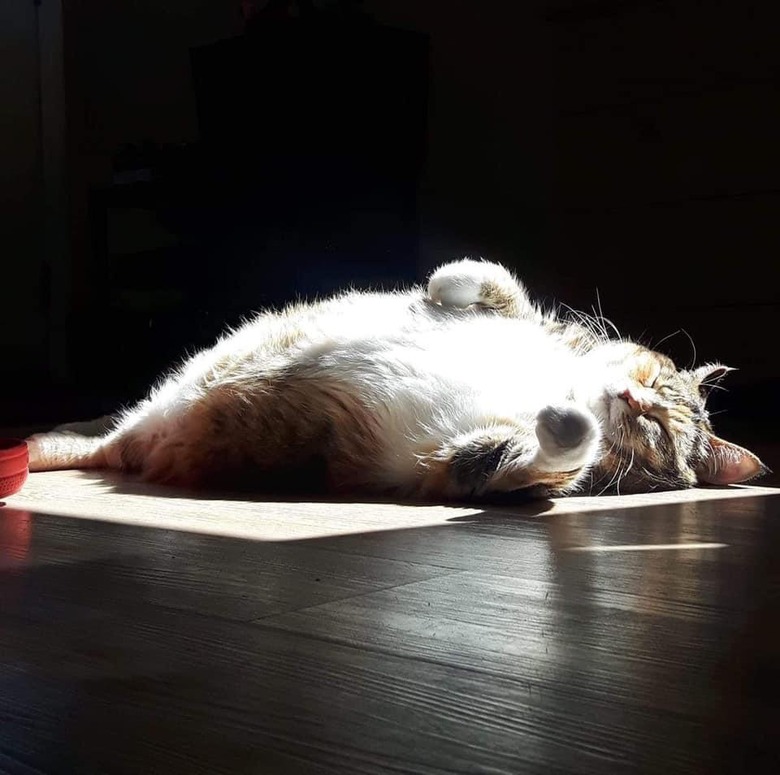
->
[696, 435, 767, 486]
[690, 363, 735, 400]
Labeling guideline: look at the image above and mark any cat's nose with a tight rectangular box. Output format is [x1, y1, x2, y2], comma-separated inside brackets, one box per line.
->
[618, 389, 650, 415]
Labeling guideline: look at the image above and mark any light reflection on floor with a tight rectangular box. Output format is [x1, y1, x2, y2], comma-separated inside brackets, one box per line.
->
[564, 542, 727, 552]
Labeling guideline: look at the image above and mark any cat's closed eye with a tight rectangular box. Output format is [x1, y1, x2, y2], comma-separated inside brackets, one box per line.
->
[645, 366, 662, 389]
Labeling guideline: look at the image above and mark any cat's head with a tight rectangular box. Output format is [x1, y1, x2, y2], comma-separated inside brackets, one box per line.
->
[581, 343, 766, 493]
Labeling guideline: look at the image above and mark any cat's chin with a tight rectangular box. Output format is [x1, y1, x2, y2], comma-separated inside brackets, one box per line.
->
[584, 391, 630, 441]
[581, 390, 609, 427]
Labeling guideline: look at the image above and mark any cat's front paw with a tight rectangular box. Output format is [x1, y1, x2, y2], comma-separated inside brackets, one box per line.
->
[535, 405, 601, 473]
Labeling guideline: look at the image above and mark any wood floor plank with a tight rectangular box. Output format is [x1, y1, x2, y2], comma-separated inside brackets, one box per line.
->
[0, 580, 658, 775]
[0, 509, 458, 622]
[255, 535, 780, 771]
[258, 566, 760, 704]
[1, 479, 779, 773]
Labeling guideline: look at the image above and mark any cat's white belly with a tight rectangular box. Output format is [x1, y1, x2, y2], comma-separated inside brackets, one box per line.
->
[302, 316, 582, 486]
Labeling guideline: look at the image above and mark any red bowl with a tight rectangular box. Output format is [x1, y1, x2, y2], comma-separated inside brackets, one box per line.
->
[0, 439, 29, 499]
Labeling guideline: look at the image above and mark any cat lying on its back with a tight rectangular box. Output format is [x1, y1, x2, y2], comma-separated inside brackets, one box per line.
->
[28, 259, 765, 500]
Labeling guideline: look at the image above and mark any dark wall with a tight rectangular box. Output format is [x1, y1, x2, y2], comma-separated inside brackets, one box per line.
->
[370, 3, 778, 333]
[0, 2, 47, 377]
[62, 3, 428, 404]
[2, 0, 778, 437]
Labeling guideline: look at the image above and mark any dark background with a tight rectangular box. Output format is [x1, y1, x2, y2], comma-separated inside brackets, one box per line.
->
[2, 0, 778, 457]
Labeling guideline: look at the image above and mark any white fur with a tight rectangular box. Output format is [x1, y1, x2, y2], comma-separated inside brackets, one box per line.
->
[428, 258, 520, 308]
[294, 315, 610, 490]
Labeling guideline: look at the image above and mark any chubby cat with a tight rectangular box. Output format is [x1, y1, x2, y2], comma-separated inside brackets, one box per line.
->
[28, 259, 765, 500]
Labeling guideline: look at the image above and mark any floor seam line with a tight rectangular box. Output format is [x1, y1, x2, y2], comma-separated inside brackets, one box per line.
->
[249, 568, 471, 622]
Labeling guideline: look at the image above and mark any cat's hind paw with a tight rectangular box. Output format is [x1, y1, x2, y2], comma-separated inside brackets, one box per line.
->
[427, 258, 529, 316]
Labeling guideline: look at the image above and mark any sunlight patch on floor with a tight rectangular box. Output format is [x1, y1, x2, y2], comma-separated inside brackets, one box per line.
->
[517, 484, 779, 518]
[4, 471, 483, 541]
[2, 470, 778, 543]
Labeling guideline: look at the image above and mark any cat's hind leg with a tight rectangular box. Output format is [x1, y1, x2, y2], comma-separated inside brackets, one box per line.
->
[28, 408, 233, 486]
[27, 432, 110, 472]
[426, 258, 534, 318]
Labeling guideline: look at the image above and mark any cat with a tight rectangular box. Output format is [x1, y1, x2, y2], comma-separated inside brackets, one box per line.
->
[27, 259, 765, 500]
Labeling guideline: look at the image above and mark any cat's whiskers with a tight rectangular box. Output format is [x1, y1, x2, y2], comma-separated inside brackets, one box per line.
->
[597, 461, 622, 496]
[651, 329, 682, 351]
[681, 328, 698, 370]
[558, 303, 615, 344]
[594, 420, 635, 495]
[593, 289, 622, 341]
[615, 447, 635, 495]
[597, 441, 629, 495]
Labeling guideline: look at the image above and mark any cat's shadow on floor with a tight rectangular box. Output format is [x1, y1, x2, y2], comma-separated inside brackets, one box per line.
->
[72, 470, 557, 520]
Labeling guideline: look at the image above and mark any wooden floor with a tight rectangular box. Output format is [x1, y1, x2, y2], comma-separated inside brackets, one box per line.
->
[2, 473, 780, 774]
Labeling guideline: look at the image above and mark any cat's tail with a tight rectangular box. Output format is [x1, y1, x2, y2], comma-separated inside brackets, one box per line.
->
[26, 432, 109, 472]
